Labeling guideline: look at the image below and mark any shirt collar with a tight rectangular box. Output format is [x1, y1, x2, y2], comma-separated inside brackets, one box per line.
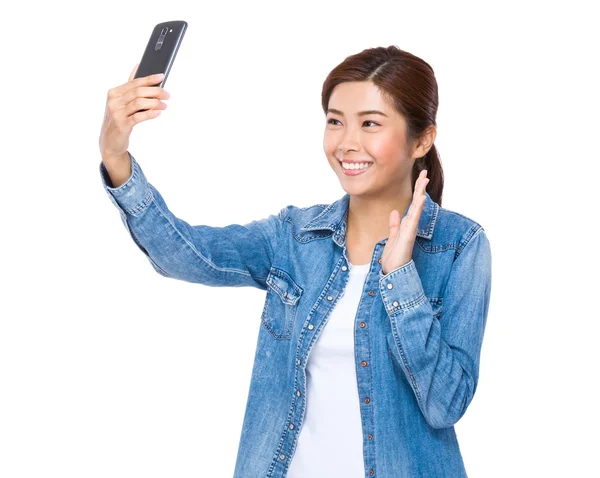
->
[298, 191, 439, 246]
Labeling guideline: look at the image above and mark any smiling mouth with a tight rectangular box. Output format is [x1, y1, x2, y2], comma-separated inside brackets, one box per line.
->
[339, 160, 373, 169]
[338, 160, 373, 176]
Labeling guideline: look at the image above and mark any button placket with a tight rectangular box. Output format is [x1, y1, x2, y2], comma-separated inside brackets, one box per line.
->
[312, 255, 379, 475]
[354, 253, 385, 476]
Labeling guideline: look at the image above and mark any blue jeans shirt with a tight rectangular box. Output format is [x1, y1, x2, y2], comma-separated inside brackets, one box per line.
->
[99, 153, 492, 477]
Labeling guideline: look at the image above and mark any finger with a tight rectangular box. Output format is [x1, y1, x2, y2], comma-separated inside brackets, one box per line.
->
[128, 63, 139, 82]
[410, 171, 429, 211]
[420, 170, 429, 193]
[409, 183, 429, 219]
[115, 72, 166, 97]
[124, 97, 167, 118]
[388, 209, 401, 237]
[130, 108, 163, 126]
[406, 170, 428, 216]
[127, 72, 165, 93]
[122, 86, 170, 106]
[416, 169, 428, 193]
[382, 210, 400, 262]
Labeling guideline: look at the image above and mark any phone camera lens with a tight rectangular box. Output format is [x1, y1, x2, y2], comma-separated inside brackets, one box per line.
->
[161, 27, 168, 35]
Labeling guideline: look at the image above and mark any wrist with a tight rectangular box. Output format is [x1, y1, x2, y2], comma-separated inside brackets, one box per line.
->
[102, 150, 128, 164]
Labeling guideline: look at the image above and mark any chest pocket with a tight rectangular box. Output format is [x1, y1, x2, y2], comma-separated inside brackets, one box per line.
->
[261, 267, 303, 340]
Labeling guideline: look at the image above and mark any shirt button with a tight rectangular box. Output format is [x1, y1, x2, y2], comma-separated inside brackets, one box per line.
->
[327, 295, 333, 301]
[378, 258, 382, 264]
[368, 434, 373, 440]
[297, 390, 301, 396]
[364, 397, 370, 404]
[296, 359, 301, 365]
[289, 423, 294, 430]
[361, 361, 368, 367]
[342, 265, 348, 271]
[370, 469, 375, 475]
[368, 290, 375, 296]
[308, 324, 314, 330]
[392, 300, 399, 307]
[360, 321, 366, 328]
[387, 283, 393, 289]
[279, 453, 286, 460]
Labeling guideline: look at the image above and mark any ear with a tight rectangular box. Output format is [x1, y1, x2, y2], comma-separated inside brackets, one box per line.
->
[413, 125, 437, 158]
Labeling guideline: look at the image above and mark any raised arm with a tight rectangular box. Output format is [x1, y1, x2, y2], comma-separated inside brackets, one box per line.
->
[100, 152, 285, 290]
[98, 66, 283, 290]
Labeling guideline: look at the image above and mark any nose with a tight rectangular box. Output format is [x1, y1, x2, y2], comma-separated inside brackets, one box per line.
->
[336, 130, 361, 157]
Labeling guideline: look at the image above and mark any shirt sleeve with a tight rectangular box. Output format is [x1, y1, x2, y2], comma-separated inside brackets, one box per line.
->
[378, 226, 492, 429]
[99, 152, 285, 290]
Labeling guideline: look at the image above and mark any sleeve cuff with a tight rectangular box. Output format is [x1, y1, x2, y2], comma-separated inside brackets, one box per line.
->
[379, 259, 426, 315]
[99, 152, 153, 216]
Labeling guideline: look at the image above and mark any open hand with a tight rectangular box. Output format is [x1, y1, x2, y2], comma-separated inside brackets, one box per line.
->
[380, 170, 430, 275]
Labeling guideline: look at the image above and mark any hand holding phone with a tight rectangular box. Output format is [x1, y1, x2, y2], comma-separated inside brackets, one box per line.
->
[98, 20, 187, 185]
[99, 68, 168, 168]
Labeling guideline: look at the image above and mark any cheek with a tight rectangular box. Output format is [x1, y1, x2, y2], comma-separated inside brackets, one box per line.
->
[366, 134, 404, 163]
[323, 133, 337, 155]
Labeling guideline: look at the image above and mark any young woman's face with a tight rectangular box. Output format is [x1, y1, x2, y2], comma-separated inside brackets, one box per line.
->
[323, 81, 414, 197]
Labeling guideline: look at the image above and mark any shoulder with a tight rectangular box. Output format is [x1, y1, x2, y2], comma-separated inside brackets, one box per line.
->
[432, 203, 488, 257]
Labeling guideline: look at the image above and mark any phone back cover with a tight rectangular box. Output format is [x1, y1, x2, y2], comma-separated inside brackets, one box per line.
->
[134, 21, 187, 85]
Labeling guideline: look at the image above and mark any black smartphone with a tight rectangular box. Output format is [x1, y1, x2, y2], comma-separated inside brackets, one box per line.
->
[134, 20, 187, 110]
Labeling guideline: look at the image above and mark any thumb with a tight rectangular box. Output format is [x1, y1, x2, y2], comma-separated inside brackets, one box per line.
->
[128, 63, 139, 82]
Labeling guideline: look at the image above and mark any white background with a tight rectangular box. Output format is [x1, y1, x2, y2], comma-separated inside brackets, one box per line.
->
[1, 1, 598, 476]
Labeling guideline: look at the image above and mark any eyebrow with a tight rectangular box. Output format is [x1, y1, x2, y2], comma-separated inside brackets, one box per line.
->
[326, 108, 389, 118]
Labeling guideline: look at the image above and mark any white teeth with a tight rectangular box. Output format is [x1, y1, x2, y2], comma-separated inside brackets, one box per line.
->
[342, 162, 372, 170]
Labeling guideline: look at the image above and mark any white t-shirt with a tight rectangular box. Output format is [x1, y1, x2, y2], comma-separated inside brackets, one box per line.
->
[287, 261, 370, 477]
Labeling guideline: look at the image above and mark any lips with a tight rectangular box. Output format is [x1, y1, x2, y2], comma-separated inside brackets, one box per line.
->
[339, 160, 373, 176]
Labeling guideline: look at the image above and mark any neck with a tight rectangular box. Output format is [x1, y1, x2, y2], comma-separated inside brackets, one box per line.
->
[345, 189, 413, 244]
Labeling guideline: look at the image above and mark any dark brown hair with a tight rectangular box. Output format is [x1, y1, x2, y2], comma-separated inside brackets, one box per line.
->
[321, 46, 444, 206]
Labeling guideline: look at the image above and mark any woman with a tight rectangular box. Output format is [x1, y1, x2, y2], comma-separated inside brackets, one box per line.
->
[99, 45, 492, 478]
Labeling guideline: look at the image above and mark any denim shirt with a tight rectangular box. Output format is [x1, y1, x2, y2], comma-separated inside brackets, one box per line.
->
[99, 153, 492, 478]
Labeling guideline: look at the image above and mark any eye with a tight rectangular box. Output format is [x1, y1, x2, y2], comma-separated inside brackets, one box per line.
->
[326, 118, 380, 127]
